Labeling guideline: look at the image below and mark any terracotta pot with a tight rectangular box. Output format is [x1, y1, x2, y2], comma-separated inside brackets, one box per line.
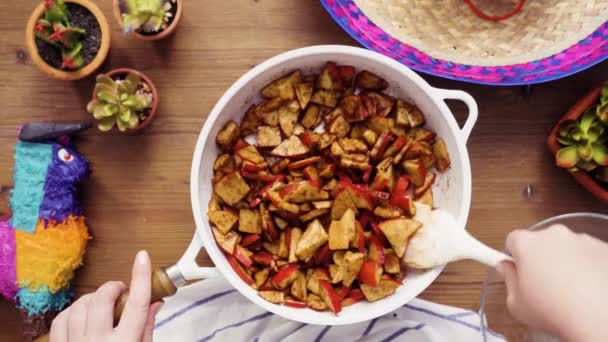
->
[92, 68, 159, 133]
[25, 0, 111, 81]
[112, 0, 183, 41]
[547, 83, 608, 203]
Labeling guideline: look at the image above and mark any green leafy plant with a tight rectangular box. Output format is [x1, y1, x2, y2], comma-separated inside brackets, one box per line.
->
[86, 73, 152, 132]
[35, 0, 86, 69]
[120, 0, 174, 33]
[556, 109, 608, 178]
[596, 83, 608, 123]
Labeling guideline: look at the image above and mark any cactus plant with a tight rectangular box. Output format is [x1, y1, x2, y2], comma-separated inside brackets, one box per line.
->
[86, 73, 153, 132]
[119, 0, 175, 33]
[34, 0, 86, 69]
[556, 109, 608, 176]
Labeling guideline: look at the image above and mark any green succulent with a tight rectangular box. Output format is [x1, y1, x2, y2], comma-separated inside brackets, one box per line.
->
[87, 73, 152, 132]
[596, 83, 608, 123]
[120, 0, 172, 33]
[556, 109, 608, 173]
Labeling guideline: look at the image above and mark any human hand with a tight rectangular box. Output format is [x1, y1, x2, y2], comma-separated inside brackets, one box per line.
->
[50, 250, 162, 342]
[497, 224, 608, 342]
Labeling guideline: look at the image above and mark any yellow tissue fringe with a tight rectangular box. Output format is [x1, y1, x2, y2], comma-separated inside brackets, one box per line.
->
[15, 216, 90, 293]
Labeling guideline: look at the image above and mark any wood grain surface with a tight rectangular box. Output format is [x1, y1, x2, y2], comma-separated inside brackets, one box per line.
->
[1, 1, 607, 341]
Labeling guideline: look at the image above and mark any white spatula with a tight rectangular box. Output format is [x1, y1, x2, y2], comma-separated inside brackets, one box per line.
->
[404, 204, 512, 269]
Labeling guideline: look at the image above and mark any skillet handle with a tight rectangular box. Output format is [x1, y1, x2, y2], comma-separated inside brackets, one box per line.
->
[33, 267, 179, 342]
[113, 267, 180, 323]
[433, 88, 479, 143]
[176, 232, 220, 280]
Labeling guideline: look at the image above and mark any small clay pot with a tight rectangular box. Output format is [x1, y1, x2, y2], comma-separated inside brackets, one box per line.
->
[112, 0, 183, 41]
[547, 83, 608, 203]
[25, 0, 111, 81]
[92, 68, 159, 133]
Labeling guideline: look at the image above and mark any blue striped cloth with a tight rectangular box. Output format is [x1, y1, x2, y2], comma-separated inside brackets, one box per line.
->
[153, 278, 505, 342]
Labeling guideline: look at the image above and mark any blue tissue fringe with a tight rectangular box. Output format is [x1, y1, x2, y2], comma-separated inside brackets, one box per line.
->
[16, 285, 72, 316]
[10, 142, 52, 233]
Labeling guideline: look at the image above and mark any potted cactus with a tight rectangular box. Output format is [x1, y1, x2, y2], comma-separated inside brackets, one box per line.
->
[548, 83, 608, 203]
[25, 0, 110, 80]
[112, 0, 183, 41]
[87, 68, 159, 133]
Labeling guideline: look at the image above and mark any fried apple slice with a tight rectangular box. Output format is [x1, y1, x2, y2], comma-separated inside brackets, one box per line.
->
[355, 70, 388, 91]
[216, 121, 240, 150]
[282, 182, 329, 203]
[379, 218, 422, 257]
[301, 104, 322, 129]
[295, 82, 313, 109]
[240, 105, 263, 136]
[306, 293, 328, 310]
[212, 227, 238, 254]
[327, 115, 351, 138]
[290, 270, 307, 301]
[316, 61, 343, 91]
[367, 92, 394, 117]
[341, 251, 364, 287]
[360, 276, 399, 302]
[279, 102, 300, 137]
[262, 70, 302, 100]
[310, 89, 337, 108]
[259, 291, 285, 304]
[208, 210, 238, 234]
[295, 219, 329, 262]
[328, 208, 356, 250]
[239, 208, 262, 234]
[257, 126, 282, 148]
[271, 135, 310, 158]
[433, 138, 451, 171]
[214, 172, 251, 206]
[236, 145, 266, 164]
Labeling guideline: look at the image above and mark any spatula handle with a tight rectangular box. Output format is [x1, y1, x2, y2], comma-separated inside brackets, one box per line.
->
[460, 230, 513, 268]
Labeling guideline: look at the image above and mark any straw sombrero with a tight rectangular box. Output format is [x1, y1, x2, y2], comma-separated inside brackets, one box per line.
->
[321, 0, 608, 85]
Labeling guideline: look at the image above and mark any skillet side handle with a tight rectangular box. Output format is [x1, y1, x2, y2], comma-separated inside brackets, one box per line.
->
[113, 267, 179, 324]
[433, 88, 479, 144]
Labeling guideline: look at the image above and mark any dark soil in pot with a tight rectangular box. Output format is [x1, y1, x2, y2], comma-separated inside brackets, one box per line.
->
[35, 3, 101, 70]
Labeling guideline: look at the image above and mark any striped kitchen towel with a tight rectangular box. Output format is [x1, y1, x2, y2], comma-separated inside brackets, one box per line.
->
[153, 277, 505, 342]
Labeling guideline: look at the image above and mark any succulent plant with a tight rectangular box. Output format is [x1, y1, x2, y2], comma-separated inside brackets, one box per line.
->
[120, 0, 174, 33]
[556, 110, 608, 174]
[87, 73, 152, 132]
[596, 83, 608, 123]
[35, 0, 86, 69]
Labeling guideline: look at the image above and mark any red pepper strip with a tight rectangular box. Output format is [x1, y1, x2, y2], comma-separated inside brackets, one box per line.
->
[242, 171, 277, 183]
[241, 234, 261, 247]
[314, 243, 332, 266]
[226, 254, 254, 286]
[465, 0, 525, 22]
[390, 176, 412, 210]
[249, 175, 286, 208]
[285, 299, 307, 308]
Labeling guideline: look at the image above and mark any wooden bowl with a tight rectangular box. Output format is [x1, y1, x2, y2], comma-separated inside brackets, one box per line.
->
[25, 0, 111, 81]
[92, 68, 159, 133]
[112, 0, 183, 41]
[547, 84, 608, 203]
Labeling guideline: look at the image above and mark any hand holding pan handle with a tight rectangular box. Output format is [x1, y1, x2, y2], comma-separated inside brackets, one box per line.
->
[35, 233, 218, 342]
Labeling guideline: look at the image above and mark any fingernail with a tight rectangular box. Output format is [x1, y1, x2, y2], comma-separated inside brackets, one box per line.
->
[136, 250, 149, 265]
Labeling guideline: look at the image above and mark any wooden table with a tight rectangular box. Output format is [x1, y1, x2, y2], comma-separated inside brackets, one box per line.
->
[1, 1, 607, 341]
